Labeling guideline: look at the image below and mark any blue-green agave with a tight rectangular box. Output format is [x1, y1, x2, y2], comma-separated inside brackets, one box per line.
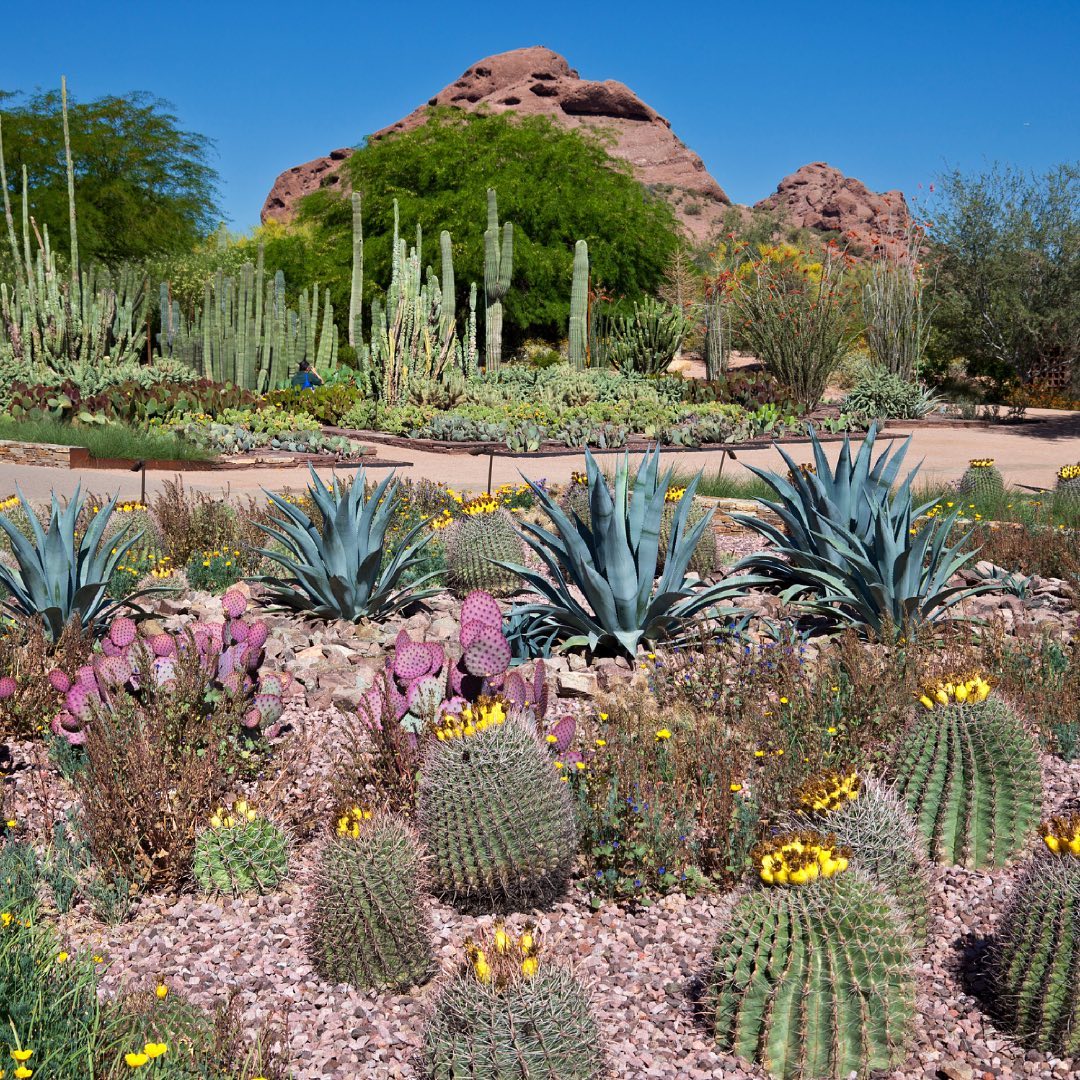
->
[253, 466, 437, 621]
[0, 487, 146, 641]
[731, 427, 990, 635]
[500, 448, 762, 657]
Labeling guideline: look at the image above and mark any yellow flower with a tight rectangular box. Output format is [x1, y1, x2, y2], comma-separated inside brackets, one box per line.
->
[11, 1052, 32, 1063]
[655, 728, 672, 741]
[155, 983, 169, 1000]
[143, 1043, 168, 1059]
[575, 761, 586, 771]
[779, 696, 789, 705]
[521, 955, 539, 978]
[545, 734, 557, 744]
[730, 782, 743, 792]
[1, 913, 12, 927]
[124, 1053, 149, 1068]
[57, 951, 69, 963]
[15, 1069, 32, 1080]
[595, 739, 606, 747]
[93, 954, 104, 963]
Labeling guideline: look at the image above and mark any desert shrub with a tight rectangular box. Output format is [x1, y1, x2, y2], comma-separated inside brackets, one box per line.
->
[185, 549, 244, 593]
[963, 522, 1080, 588]
[149, 478, 257, 571]
[842, 366, 939, 419]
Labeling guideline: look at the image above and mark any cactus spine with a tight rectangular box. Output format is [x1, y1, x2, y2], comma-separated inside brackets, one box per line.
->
[348, 191, 364, 348]
[707, 860, 916, 1079]
[892, 687, 1042, 868]
[418, 708, 578, 912]
[568, 240, 589, 370]
[192, 805, 289, 897]
[443, 503, 526, 598]
[307, 813, 433, 992]
[483, 189, 513, 372]
[958, 458, 1005, 500]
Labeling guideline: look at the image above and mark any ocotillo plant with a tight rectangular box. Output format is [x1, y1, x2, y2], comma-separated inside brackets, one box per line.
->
[568, 240, 589, 369]
[483, 188, 513, 372]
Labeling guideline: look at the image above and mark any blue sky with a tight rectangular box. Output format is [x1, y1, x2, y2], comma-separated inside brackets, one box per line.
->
[7, 0, 1078, 230]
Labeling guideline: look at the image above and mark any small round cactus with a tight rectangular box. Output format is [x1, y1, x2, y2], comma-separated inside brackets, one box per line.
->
[1056, 462, 1080, 498]
[444, 504, 526, 598]
[192, 800, 289, 896]
[958, 458, 1005, 500]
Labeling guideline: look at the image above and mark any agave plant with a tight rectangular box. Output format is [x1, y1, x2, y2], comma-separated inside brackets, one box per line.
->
[0, 487, 146, 641]
[253, 465, 437, 621]
[731, 426, 990, 635]
[500, 448, 761, 657]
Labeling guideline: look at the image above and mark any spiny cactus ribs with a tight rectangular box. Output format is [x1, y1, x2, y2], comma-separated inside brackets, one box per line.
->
[958, 458, 1005, 500]
[307, 814, 433, 992]
[891, 693, 1042, 868]
[444, 506, 525, 598]
[48, 588, 287, 745]
[707, 869, 916, 1080]
[193, 801, 289, 896]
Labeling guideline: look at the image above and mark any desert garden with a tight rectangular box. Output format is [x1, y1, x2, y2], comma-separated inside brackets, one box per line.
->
[1, 72, 1080, 1080]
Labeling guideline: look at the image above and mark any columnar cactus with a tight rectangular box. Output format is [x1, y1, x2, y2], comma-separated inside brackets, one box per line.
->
[443, 497, 525, 598]
[307, 811, 433, 992]
[990, 812, 1080, 1055]
[419, 706, 578, 912]
[958, 458, 1005, 499]
[348, 191, 364, 349]
[422, 925, 605, 1079]
[707, 832, 916, 1080]
[483, 189, 513, 372]
[568, 240, 589, 370]
[439, 229, 456, 345]
[892, 676, 1042, 868]
[192, 799, 289, 895]
[788, 771, 931, 944]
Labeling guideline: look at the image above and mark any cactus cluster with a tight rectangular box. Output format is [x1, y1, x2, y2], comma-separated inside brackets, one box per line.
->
[789, 771, 931, 943]
[892, 681, 1042, 868]
[483, 189, 514, 373]
[192, 799, 289, 896]
[989, 812, 1080, 1056]
[1056, 462, 1080, 497]
[49, 589, 287, 745]
[422, 924, 604, 1079]
[307, 811, 433, 992]
[958, 458, 1005, 499]
[419, 706, 578, 912]
[707, 834, 916, 1079]
[443, 496, 526, 598]
[658, 489, 718, 577]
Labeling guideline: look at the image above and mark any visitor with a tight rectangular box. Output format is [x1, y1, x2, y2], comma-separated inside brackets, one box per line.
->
[291, 359, 323, 389]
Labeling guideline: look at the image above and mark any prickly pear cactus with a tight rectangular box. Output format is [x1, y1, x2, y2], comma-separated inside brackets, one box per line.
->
[658, 489, 718, 576]
[958, 458, 1005, 500]
[192, 800, 289, 895]
[307, 811, 433, 992]
[443, 499, 525, 598]
[990, 812, 1080, 1056]
[422, 924, 605, 1079]
[893, 678, 1042, 869]
[787, 771, 931, 944]
[418, 706, 578, 912]
[707, 832, 916, 1079]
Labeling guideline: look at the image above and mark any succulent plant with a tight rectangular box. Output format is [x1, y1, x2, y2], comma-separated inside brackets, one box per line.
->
[307, 812, 433, 992]
[254, 465, 438, 622]
[732, 426, 991, 637]
[192, 800, 289, 896]
[658, 491, 718, 577]
[443, 503, 525, 598]
[418, 707, 578, 912]
[989, 813, 1080, 1055]
[503, 448, 763, 657]
[422, 924, 605, 1079]
[1055, 462, 1080, 497]
[891, 682, 1042, 868]
[786, 771, 931, 944]
[707, 834, 916, 1079]
[958, 458, 1005, 499]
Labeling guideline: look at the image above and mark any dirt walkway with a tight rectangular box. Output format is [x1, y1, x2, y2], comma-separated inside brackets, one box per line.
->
[2, 411, 1080, 502]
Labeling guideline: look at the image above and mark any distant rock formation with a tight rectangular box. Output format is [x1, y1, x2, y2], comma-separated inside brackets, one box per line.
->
[261, 50, 908, 252]
[755, 162, 910, 252]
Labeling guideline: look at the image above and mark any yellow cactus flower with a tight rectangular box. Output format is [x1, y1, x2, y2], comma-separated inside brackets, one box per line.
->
[521, 955, 539, 978]
[493, 923, 511, 955]
[754, 831, 850, 887]
[1042, 813, 1080, 857]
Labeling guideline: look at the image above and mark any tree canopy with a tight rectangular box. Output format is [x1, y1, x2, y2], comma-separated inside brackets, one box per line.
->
[0, 87, 219, 266]
[295, 109, 681, 345]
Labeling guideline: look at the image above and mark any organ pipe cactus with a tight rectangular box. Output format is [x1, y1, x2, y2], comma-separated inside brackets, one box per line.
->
[989, 813, 1080, 1055]
[891, 678, 1042, 868]
[568, 239, 589, 370]
[483, 188, 513, 372]
[706, 832, 917, 1079]
[253, 465, 438, 622]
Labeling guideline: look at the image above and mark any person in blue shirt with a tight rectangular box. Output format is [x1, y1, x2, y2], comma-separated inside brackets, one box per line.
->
[290, 359, 323, 389]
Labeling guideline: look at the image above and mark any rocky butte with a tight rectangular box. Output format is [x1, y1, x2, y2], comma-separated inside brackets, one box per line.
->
[262, 46, 908, 249]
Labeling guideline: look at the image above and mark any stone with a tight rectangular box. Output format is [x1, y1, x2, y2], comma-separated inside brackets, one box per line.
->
[556, 669, 598, 698]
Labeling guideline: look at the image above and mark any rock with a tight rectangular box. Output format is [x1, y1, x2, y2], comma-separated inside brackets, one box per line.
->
[755, 161, 910, 254]
[556, 669, 599, 698]
[262, 46, 730, 243]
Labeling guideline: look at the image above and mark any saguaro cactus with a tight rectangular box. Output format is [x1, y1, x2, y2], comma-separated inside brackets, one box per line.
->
[348, 191, 364, 348]
[483, 189, 513, 372]
[439, 229, 456, 344]
[568, 240, 589, 369]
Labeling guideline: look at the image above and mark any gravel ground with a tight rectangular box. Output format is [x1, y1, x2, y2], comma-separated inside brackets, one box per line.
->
[2, 713, 1071, 1080]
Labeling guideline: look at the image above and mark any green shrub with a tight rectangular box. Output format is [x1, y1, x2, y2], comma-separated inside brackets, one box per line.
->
[842, 366, 939, 419]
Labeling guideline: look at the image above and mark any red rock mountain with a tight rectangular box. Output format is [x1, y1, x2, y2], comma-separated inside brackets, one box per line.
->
[261, 47, 906, 248]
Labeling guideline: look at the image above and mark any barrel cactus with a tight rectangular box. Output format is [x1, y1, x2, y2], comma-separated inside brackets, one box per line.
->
[658, 487, 718, 576]
[706, 831, 916, 1079]
[192, 800, 289, 896]
[307, 810, 433, 992]
[958, 458, 1005, 500]
[418, 703, 578, 912]
[990, 812, 1080, 1055]
[422, 924, 605, 1079]
[787, 770, 931, 943]
[443, 496, 525, 598]
[1056, 462, 1080, 498]
[892, 676, 1042, 868]
[558, 470, 592, 529]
